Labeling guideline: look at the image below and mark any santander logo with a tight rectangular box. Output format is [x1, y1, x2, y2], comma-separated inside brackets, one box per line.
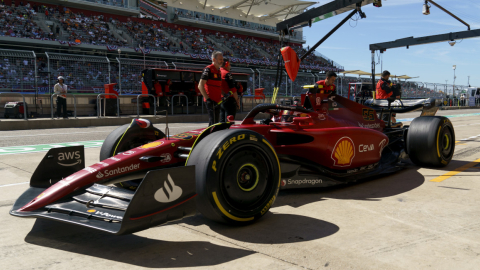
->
[154, 174, 182, 203]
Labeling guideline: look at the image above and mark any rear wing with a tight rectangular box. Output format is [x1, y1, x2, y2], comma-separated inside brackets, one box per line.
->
[364, 98, 438, 116]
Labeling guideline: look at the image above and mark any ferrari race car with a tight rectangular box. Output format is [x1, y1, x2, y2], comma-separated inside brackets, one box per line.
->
[10, 92, 455, 235]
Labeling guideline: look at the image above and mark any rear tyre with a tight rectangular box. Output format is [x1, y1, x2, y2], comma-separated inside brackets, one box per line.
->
[407, 116, 455, 167]
[100, 122, 165, 190]
[187, 129, 280, 224]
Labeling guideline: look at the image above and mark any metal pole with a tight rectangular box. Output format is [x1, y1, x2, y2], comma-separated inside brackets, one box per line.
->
[33, 51, 38, 115]
[117, 57, 121, 95]
[426, 0, 470, 30]
[453, 68, 456, 97]
[300, 9, 358, 61]
[371, 51, 375, 98]
[46, 52, 51, 95]
[107, 57, 111, 84]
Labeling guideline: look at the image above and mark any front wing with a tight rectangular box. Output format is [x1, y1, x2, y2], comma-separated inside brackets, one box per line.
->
[11, 165, 197, 235]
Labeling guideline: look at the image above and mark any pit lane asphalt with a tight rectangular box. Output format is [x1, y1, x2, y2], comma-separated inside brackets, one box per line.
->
[1, 109, 480, 270]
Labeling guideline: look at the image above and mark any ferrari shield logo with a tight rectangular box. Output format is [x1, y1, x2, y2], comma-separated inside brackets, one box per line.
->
[331, 137, 355, 167]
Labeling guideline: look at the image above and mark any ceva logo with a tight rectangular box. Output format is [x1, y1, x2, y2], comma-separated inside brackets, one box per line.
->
[57, 151, 81, 166]
[154, 174, 182, 203]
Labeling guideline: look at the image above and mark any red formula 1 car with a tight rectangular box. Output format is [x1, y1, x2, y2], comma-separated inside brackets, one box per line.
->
[10, 92, 455, 234]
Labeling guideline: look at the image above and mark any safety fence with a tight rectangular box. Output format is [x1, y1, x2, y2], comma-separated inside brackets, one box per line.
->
[115, 58, 168, 95]
[0, 48, 477, 103]
[45, 53, 111, 95]
[0, 49, 37, 93]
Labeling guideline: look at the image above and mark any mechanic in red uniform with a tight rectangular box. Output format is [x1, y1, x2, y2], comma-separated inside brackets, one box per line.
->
[376, 70, 401, 124]
[314, 71, 337, 94]
[199, 51, 223, 126]
[220, 59, 240, 122]
[158, 79, 172, 106]
[154, 80, 163, 106]
[236, 82, 244, 96]
[376, 70, 400, 99]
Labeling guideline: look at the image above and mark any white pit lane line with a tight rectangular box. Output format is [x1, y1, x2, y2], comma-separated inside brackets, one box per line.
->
[0, 182, 29, 188]
[0, 125, 204, 138]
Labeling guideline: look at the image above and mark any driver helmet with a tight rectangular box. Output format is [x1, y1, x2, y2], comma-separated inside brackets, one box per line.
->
[280, 110, 295, 122]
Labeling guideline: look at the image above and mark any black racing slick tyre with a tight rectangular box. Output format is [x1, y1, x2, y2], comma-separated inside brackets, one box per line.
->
[100, 121, 165, 190]
[186, 129, 281, 224]
[407, 116, 455, 167]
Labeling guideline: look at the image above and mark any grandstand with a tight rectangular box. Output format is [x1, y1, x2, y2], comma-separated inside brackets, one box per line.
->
[0, 0, 348, 99]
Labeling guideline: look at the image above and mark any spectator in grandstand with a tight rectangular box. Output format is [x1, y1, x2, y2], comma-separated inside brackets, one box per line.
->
[199, 51, 223, 126]
[54, 76, 68, 119]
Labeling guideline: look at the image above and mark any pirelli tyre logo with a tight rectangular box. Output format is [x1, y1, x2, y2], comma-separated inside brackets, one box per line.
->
[261, 195, 275, 215]
[212, 134, 246, 172]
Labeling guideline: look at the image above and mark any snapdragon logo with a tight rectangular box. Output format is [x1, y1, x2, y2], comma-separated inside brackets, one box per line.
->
[286, 178, 322, 186]
[154, 174, 182, 203]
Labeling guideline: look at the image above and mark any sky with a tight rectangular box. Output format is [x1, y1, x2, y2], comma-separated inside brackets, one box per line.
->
[301, 0, 480, 87]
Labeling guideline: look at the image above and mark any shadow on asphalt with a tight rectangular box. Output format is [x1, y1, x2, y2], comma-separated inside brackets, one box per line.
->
[184, 212, 339, 244]
[273, 164, 426, 208]
[25, 219, 255, 268]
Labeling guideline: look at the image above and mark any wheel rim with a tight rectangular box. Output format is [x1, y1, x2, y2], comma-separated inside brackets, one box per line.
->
[440, 126, 454, 159]
[236, 163, 259, 192]
[220, 145, 275, 211]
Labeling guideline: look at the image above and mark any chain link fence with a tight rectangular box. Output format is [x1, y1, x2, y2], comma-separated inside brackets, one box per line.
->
[46, 53, 111, 94]
[116, 58, 168, 94]
[0, 49, 37, 93]
[1, 48, 478, 111]
[256, 69, 289, 97]
[289, 72, 316, 97]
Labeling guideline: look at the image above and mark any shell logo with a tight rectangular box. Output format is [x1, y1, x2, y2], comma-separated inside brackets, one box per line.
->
[87, 209, 96, 213]
[331, 137, 355, 167]
[140, 141, 164, 149]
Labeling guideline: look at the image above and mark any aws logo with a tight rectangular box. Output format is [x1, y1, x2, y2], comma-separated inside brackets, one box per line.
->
[57, 151, 81, 167]
[154, 174, 182, 203]
[331, 137, 355, 167]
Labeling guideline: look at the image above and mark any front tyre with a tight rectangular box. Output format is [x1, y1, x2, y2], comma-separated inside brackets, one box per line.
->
[187, 129, 281, 224]
[100, 120, 165, 190]
[407, 116, 455, 167]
